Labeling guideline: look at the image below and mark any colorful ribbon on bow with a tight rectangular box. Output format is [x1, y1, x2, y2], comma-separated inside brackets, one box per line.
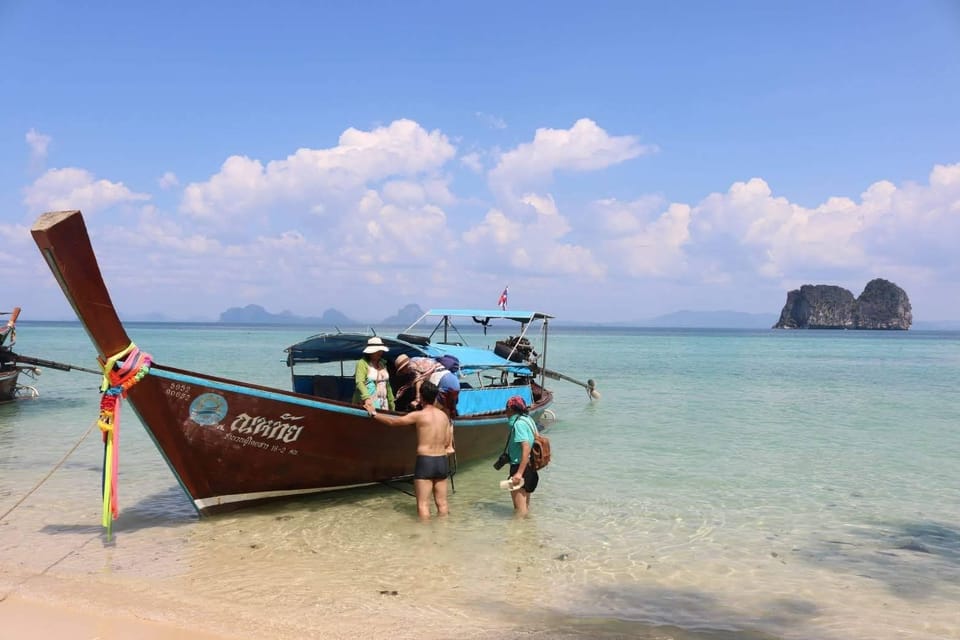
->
[97, 343, 152, 540]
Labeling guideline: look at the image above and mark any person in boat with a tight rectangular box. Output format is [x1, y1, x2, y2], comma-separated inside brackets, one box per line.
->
[352, 336, 395, 413]
[433, 354, 461, 417]
[367, 381, 452, 520]
[393, 353, 441, 412]
[504, 395, 539, 517]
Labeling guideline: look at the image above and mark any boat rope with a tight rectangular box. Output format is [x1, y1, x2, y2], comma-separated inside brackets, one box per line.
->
[448, 451, 457, 494]
[0, 419, 97, 524]
[379, 452, 459, 500]
[97, 343, 152, 541]
[380, 479, 416, 498]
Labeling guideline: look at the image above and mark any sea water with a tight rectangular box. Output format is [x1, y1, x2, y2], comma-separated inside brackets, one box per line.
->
[1, 323, 958, 640]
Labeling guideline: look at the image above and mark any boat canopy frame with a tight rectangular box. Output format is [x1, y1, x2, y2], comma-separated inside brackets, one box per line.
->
[402, 308, 553, 389]
[284, 308, 553, 387]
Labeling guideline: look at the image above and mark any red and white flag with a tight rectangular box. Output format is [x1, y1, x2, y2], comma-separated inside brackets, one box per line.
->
[497, 285, 508, 310]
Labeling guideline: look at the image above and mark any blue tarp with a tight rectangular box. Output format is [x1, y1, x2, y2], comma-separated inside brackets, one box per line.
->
[422, 343, 531, 375]
[457, 385, 533, 416]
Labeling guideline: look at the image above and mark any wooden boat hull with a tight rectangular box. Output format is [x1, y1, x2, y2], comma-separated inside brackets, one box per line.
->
[124, 363, 551, 513]
[0, 368, 19, 403]
[31, 210, 554, 515]
[1, 306, 21, 402]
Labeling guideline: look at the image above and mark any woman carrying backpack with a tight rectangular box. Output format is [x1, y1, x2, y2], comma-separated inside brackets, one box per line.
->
[504, 395, 539, 516]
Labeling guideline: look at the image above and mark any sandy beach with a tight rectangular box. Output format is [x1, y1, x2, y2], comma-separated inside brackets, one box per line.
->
[1, 559, 244, 640]
[0, 544, 776, 640]
[0, 569, 487, 640]
[0, 594, 234, 640]
[0, 535, 588, 640]
[0, 568, 691, 640]
[0, 582, 769, 640]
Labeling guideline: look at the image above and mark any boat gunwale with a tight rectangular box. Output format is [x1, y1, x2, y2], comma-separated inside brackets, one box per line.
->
[150, 362, 553, 424]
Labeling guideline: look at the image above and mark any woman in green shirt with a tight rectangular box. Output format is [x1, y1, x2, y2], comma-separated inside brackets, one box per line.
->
[352, 337, 395, 412]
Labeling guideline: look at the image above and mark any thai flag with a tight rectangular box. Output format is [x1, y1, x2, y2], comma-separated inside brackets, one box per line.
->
[497, 286, 508, 310]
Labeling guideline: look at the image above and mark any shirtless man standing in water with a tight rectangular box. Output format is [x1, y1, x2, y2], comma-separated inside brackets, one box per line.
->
[368, 380, 453, 519]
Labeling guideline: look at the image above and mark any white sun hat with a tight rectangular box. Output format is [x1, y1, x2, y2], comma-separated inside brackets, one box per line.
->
[363, 336, 389, 354]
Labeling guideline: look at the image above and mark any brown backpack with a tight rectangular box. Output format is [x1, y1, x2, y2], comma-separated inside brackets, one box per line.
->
[530, 427, 551, 470]
[515, 414, 550, 471]
[499, 415, 552, 471]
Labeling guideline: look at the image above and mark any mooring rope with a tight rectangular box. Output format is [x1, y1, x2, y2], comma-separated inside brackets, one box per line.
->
[0, 420, 102, 605]
[0, 419, 97, 523]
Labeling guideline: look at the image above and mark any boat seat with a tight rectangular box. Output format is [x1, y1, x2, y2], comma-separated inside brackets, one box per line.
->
[313, 375, 347, 400]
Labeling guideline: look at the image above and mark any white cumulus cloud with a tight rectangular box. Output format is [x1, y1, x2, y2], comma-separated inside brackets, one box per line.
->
[595, 162, 960, 294]
[489, 118, 657, 200]
[463, 193, 603, 278]
[26, 128, 51, 163]
[460, 152, 484, 173]
[597, 200, 691, 277]
[180, 119, 456, 222]
[158, 172, 180, 189]
[23, 167, 150, 214]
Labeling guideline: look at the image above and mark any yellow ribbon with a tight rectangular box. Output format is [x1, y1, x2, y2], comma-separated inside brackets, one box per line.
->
[97, 342, 145, 540]
[100, 343, 136, 391]
[102, 438, 114, 530]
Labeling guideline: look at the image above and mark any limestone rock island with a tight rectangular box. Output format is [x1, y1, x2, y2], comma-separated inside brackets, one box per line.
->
[773, 278, 912, 330]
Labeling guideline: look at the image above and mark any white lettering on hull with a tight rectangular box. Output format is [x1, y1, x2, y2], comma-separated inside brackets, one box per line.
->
[229, 412, 305, 444]
[177, 385, 306, 455]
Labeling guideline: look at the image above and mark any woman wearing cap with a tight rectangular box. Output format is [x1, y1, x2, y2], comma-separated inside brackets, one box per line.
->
[352, 337, 395, 412]
[433, 355, 461, 417]
[394, 354, 441, 412]
[504, 395, 539, 516]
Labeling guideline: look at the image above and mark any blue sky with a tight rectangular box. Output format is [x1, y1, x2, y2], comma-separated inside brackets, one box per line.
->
[2, 1, 959, 322]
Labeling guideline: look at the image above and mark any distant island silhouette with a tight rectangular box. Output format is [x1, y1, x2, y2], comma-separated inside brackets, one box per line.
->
[773, 278, 912, 330]
[218, 303, 425, 327]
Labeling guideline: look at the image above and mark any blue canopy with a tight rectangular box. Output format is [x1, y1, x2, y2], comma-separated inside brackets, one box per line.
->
[285, 332, 531, 375]
[286, 333, 424, 364]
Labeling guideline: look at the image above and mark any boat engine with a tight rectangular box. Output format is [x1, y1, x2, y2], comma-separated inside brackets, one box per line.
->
[494, 336, 537, 363]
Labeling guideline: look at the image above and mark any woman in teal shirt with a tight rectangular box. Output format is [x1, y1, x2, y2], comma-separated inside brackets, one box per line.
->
[504, 395, 538, 516]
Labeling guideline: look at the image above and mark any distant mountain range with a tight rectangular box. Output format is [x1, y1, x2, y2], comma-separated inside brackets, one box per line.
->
[215, 305, 778, 328]
[218, 303, 425, 327]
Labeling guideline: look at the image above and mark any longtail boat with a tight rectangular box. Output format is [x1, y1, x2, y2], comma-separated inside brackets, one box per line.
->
[31, 210, 594, 517]
[0, 307, 41, 402]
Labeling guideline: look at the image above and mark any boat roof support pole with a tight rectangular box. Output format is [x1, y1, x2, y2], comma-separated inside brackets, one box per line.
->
[540, 318, 549, 390]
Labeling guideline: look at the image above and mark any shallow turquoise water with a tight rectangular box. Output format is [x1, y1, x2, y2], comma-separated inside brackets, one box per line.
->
[1, 323, 958, 639]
